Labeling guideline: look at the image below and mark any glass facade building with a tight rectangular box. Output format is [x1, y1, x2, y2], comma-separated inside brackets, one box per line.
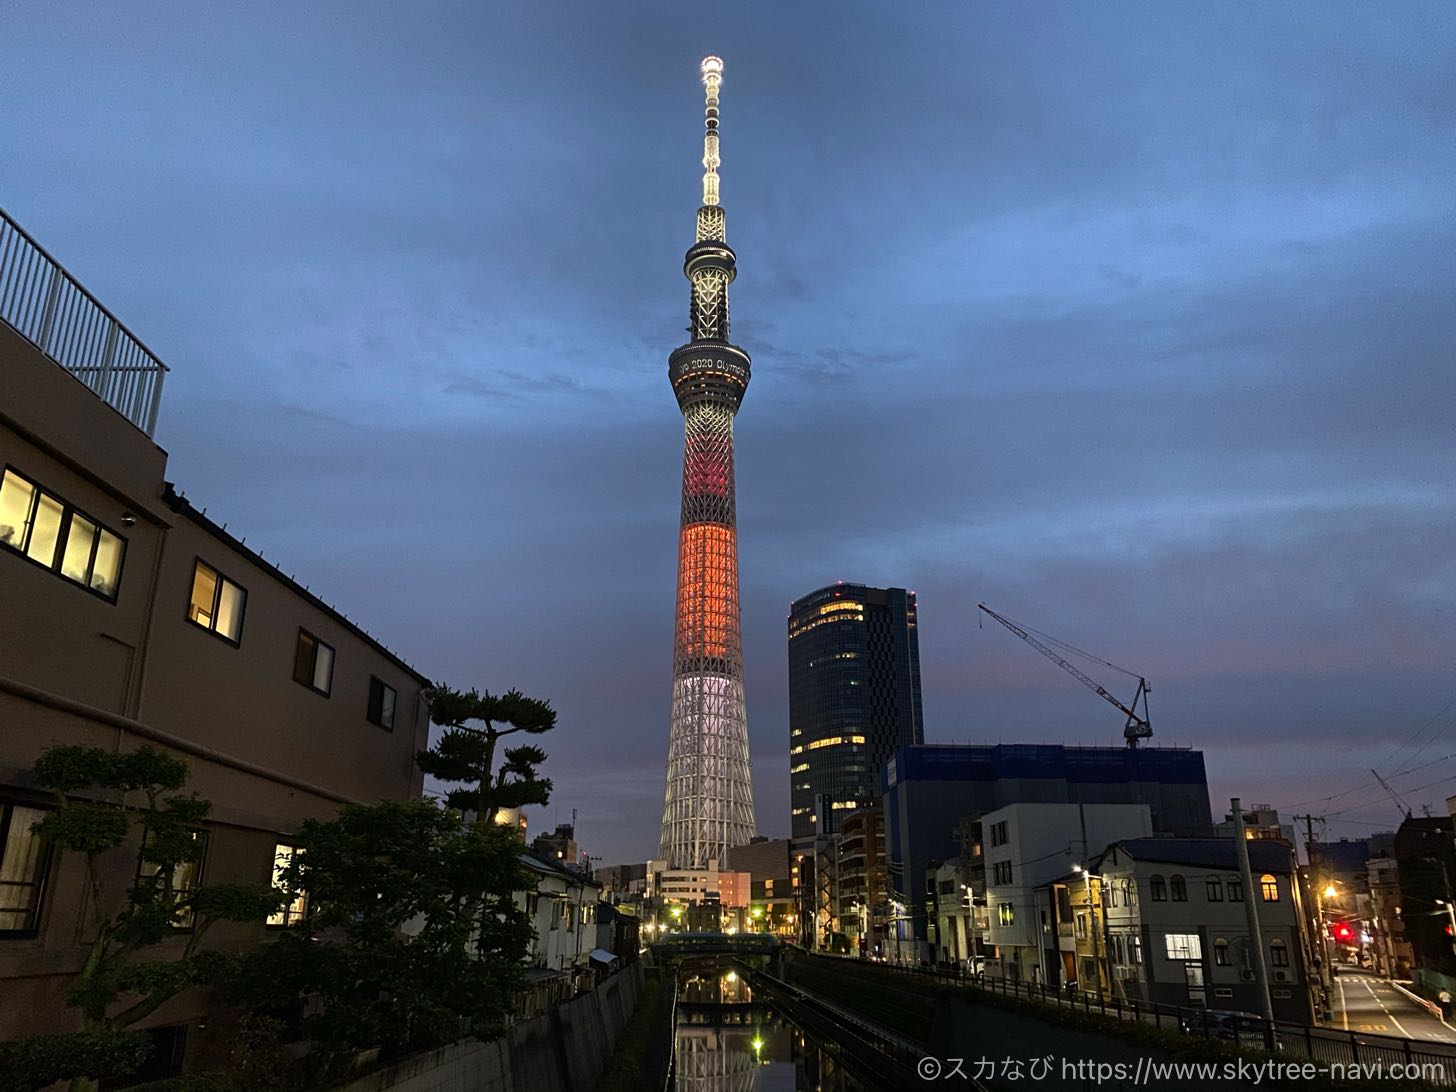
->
[787, 584, 924, 842]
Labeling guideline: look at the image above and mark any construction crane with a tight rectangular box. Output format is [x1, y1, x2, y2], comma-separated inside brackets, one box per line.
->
[1370, 769, 1414, 821]
[977, 603, 1153, 747]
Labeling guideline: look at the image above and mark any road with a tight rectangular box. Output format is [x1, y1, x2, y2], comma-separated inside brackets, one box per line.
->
[1332, 971, 1456, 1044]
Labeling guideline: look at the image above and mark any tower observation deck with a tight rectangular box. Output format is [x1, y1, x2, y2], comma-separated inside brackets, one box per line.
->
[657, 56, 756, 868]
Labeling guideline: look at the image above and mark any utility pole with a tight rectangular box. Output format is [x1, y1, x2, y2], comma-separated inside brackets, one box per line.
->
[1233, 798, 1277, 1037]
[1074, 865, 1105, 1001]
[1298, 812, 1333, 1000]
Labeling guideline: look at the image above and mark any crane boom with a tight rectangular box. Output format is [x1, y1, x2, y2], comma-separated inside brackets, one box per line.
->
[1370, 769, 1414, 820]
[978, 603, 1153, 747]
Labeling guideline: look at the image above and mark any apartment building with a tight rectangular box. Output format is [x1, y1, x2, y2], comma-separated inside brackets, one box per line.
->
[1097, 838, 1315, 1022]
[0, 209, 431, 1076]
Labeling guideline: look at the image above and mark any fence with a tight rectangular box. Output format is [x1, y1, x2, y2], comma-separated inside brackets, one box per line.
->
[0, 207, 168, 436]
[812, 955, 1456, 1085]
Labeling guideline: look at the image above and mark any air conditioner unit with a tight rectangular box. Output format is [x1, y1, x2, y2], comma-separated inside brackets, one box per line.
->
[1239, 970, 1255, 982]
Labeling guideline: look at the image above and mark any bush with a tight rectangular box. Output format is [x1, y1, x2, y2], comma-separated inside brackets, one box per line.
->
[0, 1029, 149, 1092]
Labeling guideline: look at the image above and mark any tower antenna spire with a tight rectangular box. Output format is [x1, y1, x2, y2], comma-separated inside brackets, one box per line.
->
[700, 56, 724, 207]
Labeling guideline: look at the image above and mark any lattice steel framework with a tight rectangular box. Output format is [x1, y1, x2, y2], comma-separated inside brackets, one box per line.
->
[658, 56, 756, 868]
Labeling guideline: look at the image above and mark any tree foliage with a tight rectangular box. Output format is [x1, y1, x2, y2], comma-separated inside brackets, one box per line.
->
[233, 800, 534, 1076]
[0, 1029, 150, 1092]
[416, 687, 555, 824]
[23, 745, 281, 1060]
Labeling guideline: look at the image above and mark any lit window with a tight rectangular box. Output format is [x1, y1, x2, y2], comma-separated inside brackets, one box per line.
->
[790, 763, 809, 774]
[997, 903, 1015, 926]
[0, 803, 52, 936]
[1164, 933, 1202, 960]
[0, 468, 126, 601]
[188, 560, 246, 642]
[1260, 874, 1279, 902]
[367, 676, 396, 730]
[267, 844, 308, 927]
[799, 734, 866, 753]
[136, 830, 207, 930]
[293, 629, 335, 696]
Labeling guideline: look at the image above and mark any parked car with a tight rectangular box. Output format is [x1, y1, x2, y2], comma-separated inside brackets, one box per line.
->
[1180, 1010, 1280, 1049]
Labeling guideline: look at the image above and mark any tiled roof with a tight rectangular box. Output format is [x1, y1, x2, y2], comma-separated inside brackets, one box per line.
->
[1105, 837, 1295, 873]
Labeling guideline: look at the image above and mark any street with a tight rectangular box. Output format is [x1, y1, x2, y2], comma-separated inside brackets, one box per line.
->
[1332, 971, 1456, 1044]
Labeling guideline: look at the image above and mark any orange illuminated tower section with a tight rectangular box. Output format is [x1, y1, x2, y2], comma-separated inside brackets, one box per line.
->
[658, 56, 756, 868]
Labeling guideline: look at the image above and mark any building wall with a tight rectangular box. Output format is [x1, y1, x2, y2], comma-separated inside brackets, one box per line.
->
[1, 303, 431, 1073]
[883, 744, 1212, 957]
[1100, 844, 1313, 1022]
[787, 584, 922, 842]
[979, 803, 1151, 979]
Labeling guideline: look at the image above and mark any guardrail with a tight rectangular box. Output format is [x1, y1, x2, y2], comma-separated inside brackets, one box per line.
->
[812, 955, 1456, 1085]
[0, 207, 168, 436]
[749, 964, 979, 1090]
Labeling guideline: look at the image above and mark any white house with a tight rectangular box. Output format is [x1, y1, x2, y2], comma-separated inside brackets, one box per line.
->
[520, 851, 600, 975]
[980, 802, 1152, 983]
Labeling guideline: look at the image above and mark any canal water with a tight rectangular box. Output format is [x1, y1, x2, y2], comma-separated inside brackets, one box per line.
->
[673, 968, 874, 1092]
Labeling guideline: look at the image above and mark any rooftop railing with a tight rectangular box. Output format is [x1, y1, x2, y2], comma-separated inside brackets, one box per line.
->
[0, 207, 168, 437]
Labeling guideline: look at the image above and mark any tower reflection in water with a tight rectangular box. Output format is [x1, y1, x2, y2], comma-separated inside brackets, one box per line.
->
[673, 969, 870, 1092]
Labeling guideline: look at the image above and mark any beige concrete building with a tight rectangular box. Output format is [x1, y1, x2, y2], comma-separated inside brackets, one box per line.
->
[0, 210, 430, 1077]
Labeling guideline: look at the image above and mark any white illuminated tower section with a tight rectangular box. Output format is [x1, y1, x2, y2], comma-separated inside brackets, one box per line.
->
[658, 56, 756, 868]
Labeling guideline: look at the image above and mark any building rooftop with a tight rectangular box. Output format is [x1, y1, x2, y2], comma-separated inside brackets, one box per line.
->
[1105, 837, 1295, 873]
[1, 207, 168, 437]
[887, 742, 1207, 788]
[163, 482, 429, 685]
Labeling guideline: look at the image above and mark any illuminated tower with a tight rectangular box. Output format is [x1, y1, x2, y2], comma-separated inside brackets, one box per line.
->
[658, 56, 756, 868]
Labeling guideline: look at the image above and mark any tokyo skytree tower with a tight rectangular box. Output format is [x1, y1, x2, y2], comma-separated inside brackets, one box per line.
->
[657, 56, 756, 868]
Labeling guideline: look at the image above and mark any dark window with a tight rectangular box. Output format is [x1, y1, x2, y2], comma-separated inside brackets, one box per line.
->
[367, 676, 397, 731]
[1214, 938, 1230, 966]
[1170, 874, 1187, 901]
[0, 803, 52, 937]
[135, 830, 207, 930]
[293, 629, 334, 696]
[1150, 875, 1166, 902]
[1270, 939, 1289, 967]
[107, 1025, 187, 1086]
[1228, 879, 1243, 902]
[0, 467, 126, 601]
[1206, 878, 1223, 901]
[187, 560, 246, 643]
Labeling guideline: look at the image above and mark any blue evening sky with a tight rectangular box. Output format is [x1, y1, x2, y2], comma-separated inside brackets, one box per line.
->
[3, 2, 1454, 862]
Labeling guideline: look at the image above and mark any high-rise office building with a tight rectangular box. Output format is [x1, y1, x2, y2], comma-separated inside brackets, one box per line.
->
[657, 57, 756, 868]
[787, 584, 924, 842]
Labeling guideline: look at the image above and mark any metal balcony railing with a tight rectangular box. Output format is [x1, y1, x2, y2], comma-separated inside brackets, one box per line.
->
[0, 207, 168, 437]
